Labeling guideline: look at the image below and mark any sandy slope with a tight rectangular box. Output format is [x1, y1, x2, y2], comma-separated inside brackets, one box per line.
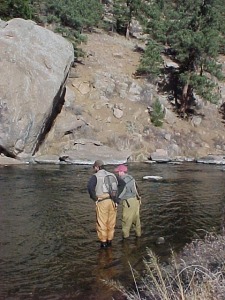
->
[67, 29, 225, 160]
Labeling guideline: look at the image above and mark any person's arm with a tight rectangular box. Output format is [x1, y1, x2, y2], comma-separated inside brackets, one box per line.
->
[87, 175, 98, 201]
[134, 181, 142, 201]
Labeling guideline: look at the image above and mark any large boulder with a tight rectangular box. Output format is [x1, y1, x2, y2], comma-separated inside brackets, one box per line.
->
[0, 18, 74, 158]
[59, 138, 131, 165]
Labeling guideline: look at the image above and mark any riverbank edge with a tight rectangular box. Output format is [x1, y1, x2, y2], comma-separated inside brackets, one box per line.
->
[1, 153, 225, 166]
[115, 231, 225, 299]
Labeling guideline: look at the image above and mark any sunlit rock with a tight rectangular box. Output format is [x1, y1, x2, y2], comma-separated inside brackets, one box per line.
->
[197, 155, 225, 165]
[59, 139, 131, 164]
[0, 155, 27, 165]
[150, 149, 170, 162]
[0, 18, 74, 158]
[143, 175, 163, 181]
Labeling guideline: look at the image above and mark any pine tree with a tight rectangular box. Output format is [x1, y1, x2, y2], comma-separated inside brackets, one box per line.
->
[0, 0, 32, 19]
[139, 0, 225, 116]
[0, 1, 9, 19]
[150, 98, 165, 127]
[35, 0, 104, 60]
[113, 0, 145, 38]
[45, 0, 103, 32]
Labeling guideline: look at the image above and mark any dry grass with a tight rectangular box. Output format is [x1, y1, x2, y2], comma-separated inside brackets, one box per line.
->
[107, 232, 225, 300]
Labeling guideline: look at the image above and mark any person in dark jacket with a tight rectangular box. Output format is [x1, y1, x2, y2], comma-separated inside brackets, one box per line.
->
[114, 164, 141, 239]
[87, 160, 125, 249]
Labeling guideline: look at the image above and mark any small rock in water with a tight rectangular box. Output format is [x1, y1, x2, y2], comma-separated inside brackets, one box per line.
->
[168, 161, 182, 165]
[143, 175, 163, 181]
[156, 237, 165, 244]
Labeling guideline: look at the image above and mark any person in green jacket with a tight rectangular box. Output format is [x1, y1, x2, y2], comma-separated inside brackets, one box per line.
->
[114, 164, 142, 239]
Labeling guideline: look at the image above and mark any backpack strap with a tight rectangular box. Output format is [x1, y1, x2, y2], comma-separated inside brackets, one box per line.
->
[125, 199, 130, 208]
[104, 172, 119, 203]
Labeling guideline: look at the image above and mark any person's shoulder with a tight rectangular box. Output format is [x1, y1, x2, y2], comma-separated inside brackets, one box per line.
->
[125, 174, 134, 180]
[89, 173, 97, 180]
[105, 170, 116, 177]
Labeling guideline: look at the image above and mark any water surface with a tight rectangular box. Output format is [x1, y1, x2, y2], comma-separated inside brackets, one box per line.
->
[0, 163, 225, 299]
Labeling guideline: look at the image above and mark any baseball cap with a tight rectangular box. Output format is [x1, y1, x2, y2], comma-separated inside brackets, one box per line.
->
[114, 164, 128, 173]
[93, 160, 104, 167]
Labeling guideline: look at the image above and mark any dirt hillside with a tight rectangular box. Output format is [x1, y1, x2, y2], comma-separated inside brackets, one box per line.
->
[67, 29, 225, 161]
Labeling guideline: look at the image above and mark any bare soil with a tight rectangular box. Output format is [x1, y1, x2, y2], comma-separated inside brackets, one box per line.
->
[67, 29, 225, 159]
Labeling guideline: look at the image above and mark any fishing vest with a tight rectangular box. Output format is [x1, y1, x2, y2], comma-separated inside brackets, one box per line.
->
[121, 174, 137, 199]
[94, 169, 118, 197]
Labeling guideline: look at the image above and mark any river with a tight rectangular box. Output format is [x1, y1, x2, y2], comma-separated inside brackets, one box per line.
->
[0, 162, 225, 299]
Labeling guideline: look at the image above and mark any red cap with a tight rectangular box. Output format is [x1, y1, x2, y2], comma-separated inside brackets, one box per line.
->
[114, 164, 128, 173]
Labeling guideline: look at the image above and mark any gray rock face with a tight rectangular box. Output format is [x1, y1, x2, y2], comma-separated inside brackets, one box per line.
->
[0, 18, 74, 158]
[197, 154, 225, 165]
[150, 149, 171, 162]
[0, 155, 27, 165]
[59, 138, 131, 165]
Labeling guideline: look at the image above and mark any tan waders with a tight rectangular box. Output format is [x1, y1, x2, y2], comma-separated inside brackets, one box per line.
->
[96, 198, 117, 245]
[122, 197, 141, 238]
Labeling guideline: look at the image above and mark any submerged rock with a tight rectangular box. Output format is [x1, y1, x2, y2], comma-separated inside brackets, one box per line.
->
[156, 237, 165, 244]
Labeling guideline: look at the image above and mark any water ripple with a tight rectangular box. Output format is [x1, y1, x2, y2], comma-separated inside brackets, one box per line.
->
[0, 163, 225, 299]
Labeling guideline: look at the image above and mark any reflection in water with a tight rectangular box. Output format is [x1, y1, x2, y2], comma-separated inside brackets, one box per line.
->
[0, 163, 225, 299]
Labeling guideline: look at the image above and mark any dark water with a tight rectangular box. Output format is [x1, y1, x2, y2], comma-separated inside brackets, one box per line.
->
[0, 162, 225, 300]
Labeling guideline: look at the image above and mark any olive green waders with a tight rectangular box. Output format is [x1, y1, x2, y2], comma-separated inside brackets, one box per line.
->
[96, 198, 117, 243]
[122, 197, 141, 238]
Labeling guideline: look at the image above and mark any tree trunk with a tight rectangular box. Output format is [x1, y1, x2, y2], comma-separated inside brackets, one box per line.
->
[180, 73, 191, 116]
[125, 23, 130, 39]
[181, 83, 188, 112]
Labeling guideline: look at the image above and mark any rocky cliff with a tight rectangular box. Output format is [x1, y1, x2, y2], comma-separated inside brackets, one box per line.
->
[40, 29, 225, 164]
[1, 20, 225, 165]
[0, 18, 74, 162]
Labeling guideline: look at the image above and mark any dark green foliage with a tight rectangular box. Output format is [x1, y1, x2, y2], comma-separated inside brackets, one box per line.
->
[113, 0, 129, 35]
[54, 25, 87, 58]
[150, 99, 165, 127]
[0, 1, 9, 18]
[0, 0, 32, 19]
[136, 40, 163, 80]
[45, 0, 103, 32]
[113, 0, 145, 36]
[42, 0, 103, 60]
[139, 0, 225, 116]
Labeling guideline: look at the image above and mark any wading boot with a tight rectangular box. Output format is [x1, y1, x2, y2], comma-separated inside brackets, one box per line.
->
[100, 242, 108, 249]
[107, 240, 112, 247]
